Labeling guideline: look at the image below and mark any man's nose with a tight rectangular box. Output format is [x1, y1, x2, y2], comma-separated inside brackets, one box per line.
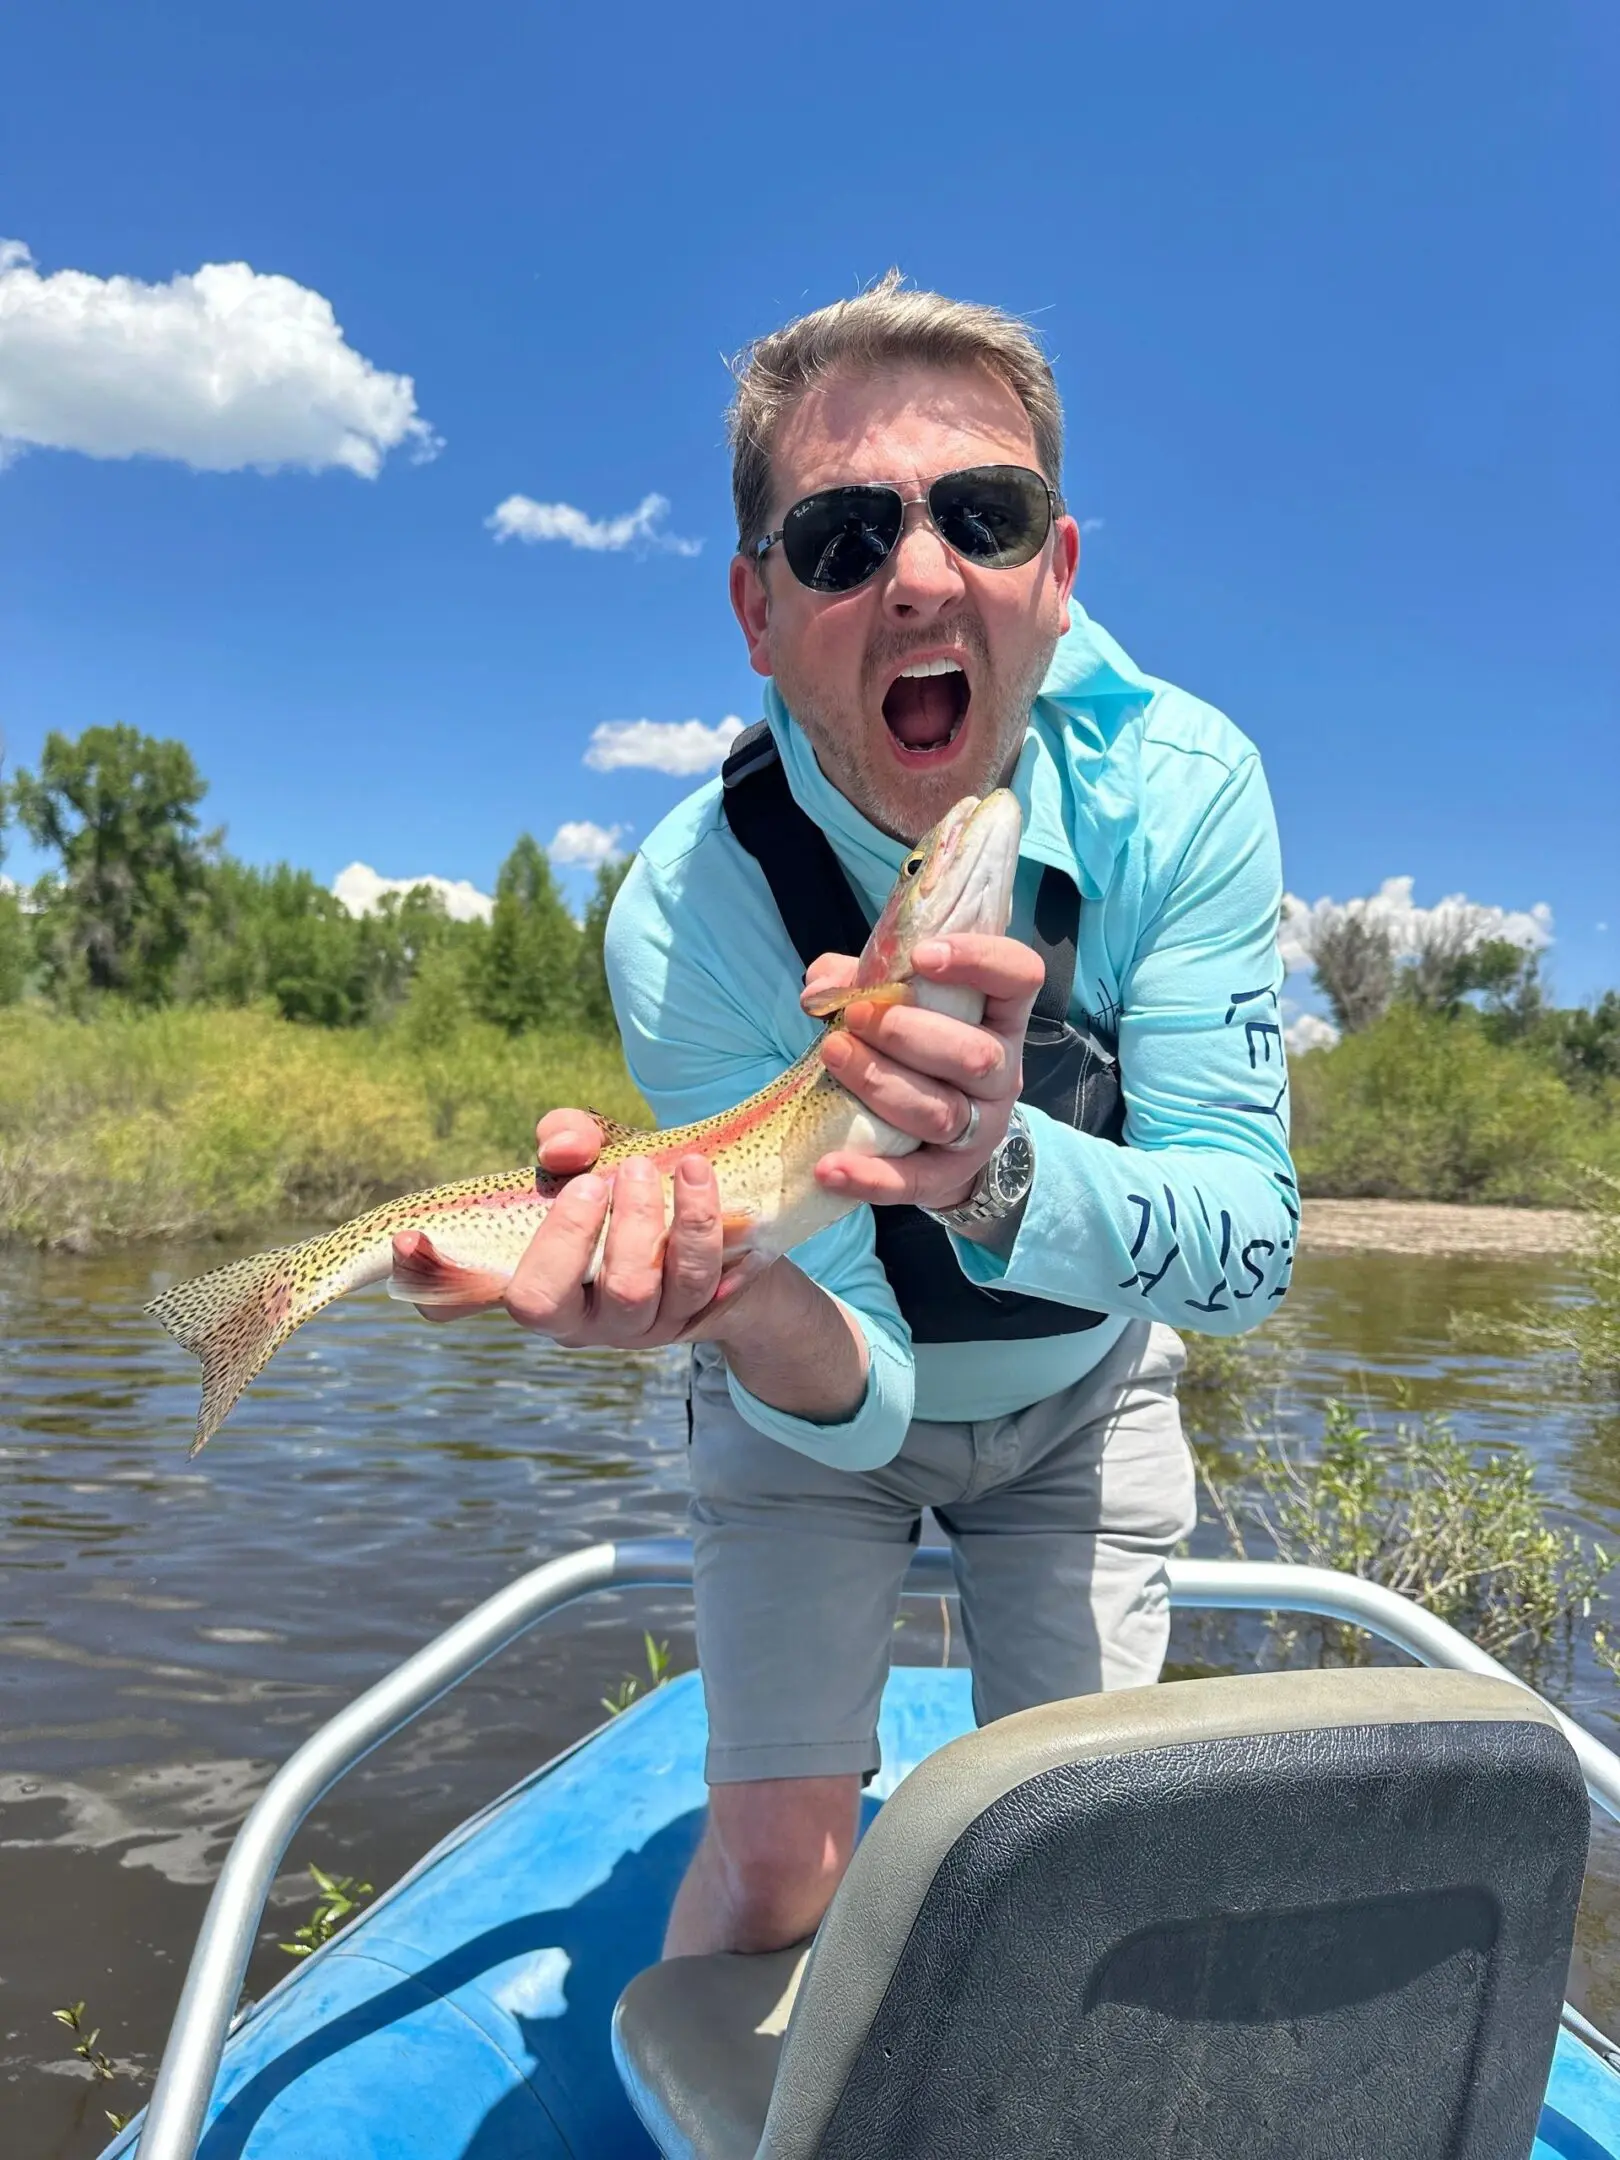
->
[880, 502, 966, 620]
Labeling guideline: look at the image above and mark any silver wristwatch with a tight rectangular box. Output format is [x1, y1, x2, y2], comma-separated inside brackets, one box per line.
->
[925, 1108, 1036, 1235]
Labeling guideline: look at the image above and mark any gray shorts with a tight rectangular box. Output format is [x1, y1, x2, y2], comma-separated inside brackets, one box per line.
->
[686, 1319, 1197, 1785]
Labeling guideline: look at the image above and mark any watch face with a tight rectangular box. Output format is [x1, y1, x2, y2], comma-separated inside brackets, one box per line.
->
[992, 1131, 1035, 1206]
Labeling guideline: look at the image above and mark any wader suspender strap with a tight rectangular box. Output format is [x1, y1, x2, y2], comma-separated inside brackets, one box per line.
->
[720, 723, 872, 966]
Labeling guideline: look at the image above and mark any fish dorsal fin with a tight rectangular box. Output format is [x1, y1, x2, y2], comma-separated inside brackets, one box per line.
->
[584, 1110, 647, 1147]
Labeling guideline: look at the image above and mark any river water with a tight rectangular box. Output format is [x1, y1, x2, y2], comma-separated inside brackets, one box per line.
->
[3, 1238, 1618, 2156]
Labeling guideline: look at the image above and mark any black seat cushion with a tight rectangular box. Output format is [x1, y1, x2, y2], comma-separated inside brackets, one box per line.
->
[813, 1716, 1587, 2160]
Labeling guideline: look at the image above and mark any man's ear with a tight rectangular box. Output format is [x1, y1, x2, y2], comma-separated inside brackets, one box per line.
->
[1052, 513, 1081, 638]
[730, 553, 774, 679]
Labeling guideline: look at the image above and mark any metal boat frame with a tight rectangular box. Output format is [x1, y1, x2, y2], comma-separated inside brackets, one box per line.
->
[135, 1542, 1620, 2160]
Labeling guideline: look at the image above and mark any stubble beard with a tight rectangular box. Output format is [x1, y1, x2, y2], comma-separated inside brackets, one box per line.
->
[776, 626, 1059, 844]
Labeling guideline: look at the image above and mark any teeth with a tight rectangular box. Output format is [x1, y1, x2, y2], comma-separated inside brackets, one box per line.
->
[897, 658, 964, 679]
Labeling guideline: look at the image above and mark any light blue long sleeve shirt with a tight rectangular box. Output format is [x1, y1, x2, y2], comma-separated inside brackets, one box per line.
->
[604, 607, 1297, 1471]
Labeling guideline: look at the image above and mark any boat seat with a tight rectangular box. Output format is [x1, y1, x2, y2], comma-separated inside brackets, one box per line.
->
[612, 1665, 1589, 2160]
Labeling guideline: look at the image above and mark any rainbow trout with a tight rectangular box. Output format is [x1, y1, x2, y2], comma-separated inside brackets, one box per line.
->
[148, 789, 1022, 1451]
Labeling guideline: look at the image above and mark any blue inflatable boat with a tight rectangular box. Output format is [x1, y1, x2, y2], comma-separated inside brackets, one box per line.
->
[106, 1541, 1620, 2159]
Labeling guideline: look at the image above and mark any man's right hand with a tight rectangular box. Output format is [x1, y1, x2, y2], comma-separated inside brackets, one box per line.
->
[498, 1108, 752, 1349]
[406, 1108, 871, 1421]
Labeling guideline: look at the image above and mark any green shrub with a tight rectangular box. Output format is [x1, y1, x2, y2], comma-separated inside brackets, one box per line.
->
[1499, 1165, 1620, 1391]
[1199, 1398, 1609, 1690]
[1291, 1003, 1619, 1203]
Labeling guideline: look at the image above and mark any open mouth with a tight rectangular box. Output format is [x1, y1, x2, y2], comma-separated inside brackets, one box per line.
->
[881, 657, 971, 762]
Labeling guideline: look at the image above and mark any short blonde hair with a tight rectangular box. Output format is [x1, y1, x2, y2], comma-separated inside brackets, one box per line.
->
[726, 269, 1064, 554]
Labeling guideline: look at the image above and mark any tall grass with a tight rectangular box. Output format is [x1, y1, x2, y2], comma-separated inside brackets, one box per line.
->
[0, 1005, 646, 1249]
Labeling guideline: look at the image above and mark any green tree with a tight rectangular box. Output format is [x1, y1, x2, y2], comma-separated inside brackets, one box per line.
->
[178, 862, 488, 1030]
[576, 856, 632, 1036]
[359, 887, 486, 1026]
[11, 724, 213, 1003]
[175, 856, 275, 1007]
[0, 886, 26, 1005]
[478, 834, 580, 1033]
[1463, 937, 1543, 1025]
[0, 769, 33, 1004]
[178, 860, 367, 1024]
[252, 868, 374, 1027]
[1401, 932, 1545, 1028]
[1540, 992, 1620, 1092]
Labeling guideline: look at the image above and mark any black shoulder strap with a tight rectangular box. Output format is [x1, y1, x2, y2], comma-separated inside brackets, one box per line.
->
[722, 720, 1080, 1013]
[722, 721, 871, 963]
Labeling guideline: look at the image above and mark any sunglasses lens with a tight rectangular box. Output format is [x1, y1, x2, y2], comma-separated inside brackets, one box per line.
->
[781, 486, 904, 592]
[927, 466, 1052, 568]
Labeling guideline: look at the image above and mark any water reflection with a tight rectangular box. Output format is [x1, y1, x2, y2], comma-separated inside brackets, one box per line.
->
[2, 1238, 1617, 2155]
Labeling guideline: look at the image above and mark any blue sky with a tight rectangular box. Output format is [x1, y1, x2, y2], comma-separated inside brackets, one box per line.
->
[2, 0, 1615, 1001]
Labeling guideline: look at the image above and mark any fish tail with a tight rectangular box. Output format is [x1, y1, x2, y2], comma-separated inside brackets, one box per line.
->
[386, 1229, 512, 1310]
[146, 1238, 329, 1455]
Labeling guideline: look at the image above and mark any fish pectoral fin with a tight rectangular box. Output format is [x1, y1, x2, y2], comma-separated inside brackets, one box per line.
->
[387, 1230, 511, 1310]
[802, 981, 915, 1020]
[720, 1206, 762, 1258]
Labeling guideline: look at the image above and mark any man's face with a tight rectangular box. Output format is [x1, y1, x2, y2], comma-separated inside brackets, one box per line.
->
[730, 363, 1079, 842]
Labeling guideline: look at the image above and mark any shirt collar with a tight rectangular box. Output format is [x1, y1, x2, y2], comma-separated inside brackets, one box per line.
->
[762, 603, 1154, 909]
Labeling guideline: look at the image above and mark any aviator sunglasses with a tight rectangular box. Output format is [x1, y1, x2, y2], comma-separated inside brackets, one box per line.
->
[750, 463, 1060, 594]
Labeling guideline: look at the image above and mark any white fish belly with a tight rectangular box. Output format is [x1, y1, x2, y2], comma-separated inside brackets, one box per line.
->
[403, 1203, 551, 1279]
[752, 1097, 918, 1257]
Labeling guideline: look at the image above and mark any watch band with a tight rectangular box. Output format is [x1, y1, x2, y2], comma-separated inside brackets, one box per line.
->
[924, 1108, 1035, 1235]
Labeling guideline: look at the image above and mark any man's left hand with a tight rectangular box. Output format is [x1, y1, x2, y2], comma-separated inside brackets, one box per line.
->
[806, 932, 1044, 1214]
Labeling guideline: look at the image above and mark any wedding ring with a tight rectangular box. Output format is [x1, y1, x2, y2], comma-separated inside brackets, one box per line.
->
[942, 1096, 982, 1153]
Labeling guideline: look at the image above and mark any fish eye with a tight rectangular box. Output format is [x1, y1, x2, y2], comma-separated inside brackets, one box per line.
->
[902, 853, 924, 879]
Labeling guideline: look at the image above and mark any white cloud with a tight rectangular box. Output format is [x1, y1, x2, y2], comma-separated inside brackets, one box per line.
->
[548, 820, 625, 869]
[486, 490, 700, 556]
[584, 714, 745, 776]
[331, 862, 493, 923]
[1279, 876, 1553, 975]
[1285, 1012, 1341, 1055]
[1080, 517, 1105, 534]
[0, 239, 438, 477]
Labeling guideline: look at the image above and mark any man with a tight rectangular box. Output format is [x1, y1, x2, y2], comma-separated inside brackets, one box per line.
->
[491, 275, 1296, 1960]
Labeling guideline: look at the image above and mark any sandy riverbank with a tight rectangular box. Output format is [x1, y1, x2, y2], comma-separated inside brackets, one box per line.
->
[1300, 1199, 1592, 1257]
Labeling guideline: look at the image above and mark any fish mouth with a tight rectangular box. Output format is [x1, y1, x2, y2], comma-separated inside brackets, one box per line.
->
[880, 651, 972, 766]
[914, 789, 1021, 938]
